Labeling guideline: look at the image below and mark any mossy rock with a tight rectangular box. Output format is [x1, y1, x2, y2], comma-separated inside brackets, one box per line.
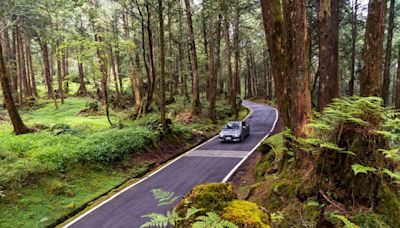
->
[221, 200, 271, 228]
[176, 182, 237, 215]
[375, 184, 400, 227]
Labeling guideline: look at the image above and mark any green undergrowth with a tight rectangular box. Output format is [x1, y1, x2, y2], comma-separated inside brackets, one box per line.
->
[174, 183, 271, 228]
[0, 94, 248, 227]
[242, 97, 400, 227]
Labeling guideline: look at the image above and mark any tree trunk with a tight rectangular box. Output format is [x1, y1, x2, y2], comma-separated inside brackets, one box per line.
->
[16, 26, 30, 98]
[360, 0, 386, 97]
[184, 0, 201, 115]
[260, 0, 312, 137]
[395, 47, 400, 109]
[25, 36, 37, 96]
[77, 60, 87, 96]
[0, 42, 30, 134]
[109, 45, 121, 106]
[348, 0, 358, 96]
[381, 0, 395, 106]
[40, 39, 54, 98]
[56, 54, 64, 104]
[232, 0, 240, 119]
[317, 0, 340, 111]
[158, 0, 166, 129]
[123, 12, 142, 112]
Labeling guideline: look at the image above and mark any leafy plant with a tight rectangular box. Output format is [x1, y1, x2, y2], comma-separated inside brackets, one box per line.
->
[351, 164, 377, 175]
[151, 189, 181, 206]
[192, 212, 237, 228]
[330, 213, 359, 228]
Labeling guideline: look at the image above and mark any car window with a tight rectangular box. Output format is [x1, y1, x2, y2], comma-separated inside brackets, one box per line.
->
[224, 123, 240, 129]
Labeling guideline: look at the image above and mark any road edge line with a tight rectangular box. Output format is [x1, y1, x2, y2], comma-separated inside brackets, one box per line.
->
[64, 104, 254, 227]
[222, 103, 279, 183]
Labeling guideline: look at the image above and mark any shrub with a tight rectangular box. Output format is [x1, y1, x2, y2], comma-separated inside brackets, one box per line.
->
[79, 127, 158, 163]
[221, 200, 270, 228]
[176, 183, 237, 216]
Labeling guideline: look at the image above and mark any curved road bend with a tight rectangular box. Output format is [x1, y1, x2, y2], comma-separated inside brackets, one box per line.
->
[64, 100, 278, 228]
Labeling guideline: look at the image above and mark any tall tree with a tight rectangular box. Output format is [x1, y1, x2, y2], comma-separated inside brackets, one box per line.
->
[348, 0, 358, 96]
[317, 0, 340, 111]
[184, 0, 201, 115]
[381, 0, 395, 106]
[260, 0, 312, 137]
[396, 47, 400, 109]
[232, 0, 240, 118]
[158, 0, 166, 129]
[360, 0, 386, 97]
[0, 42, 30, 135]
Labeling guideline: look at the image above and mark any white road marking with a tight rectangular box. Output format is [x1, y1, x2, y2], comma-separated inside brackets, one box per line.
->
[185, 150, 249, 158]
[63, 101, 278, 227]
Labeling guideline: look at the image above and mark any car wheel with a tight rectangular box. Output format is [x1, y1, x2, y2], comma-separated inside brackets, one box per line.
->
[240, 135, 244, 142]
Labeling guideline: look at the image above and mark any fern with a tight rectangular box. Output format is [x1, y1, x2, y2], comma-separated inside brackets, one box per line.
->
[381, 169, 400, 181]
[192, 212, 238, 228]
[331, 213, 359, 228]
[151, 188, 181, 206]
[351, 164, 377, 175]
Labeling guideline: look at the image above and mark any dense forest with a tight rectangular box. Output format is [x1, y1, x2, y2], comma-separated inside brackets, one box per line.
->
[0, 0, 400, 227]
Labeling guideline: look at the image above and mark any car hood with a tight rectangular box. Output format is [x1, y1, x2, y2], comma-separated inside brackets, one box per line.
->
[220, 130, 241, 136]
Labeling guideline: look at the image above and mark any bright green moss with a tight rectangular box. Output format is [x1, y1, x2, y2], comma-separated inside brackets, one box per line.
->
[222, 200, 271, 228]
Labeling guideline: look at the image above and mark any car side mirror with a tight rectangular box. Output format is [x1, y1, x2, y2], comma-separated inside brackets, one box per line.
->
[243, 126, 246, 129]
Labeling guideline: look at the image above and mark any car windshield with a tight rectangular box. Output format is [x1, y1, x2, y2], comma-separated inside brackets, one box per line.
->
[224, 122, 240, 130]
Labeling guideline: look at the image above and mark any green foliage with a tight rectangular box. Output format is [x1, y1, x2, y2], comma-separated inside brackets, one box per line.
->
[192, 212, 238, 228]
[351, 164, 377, 175]
[330, 213, 359, 228]
[151, 189, 180, 206]
[141, 210, 182, 228]
[176, 183, 237, 215]
[221, 200, 270, 228]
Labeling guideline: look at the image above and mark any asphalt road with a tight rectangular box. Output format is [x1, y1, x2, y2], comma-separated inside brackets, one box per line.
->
[65, 100, 278, 228]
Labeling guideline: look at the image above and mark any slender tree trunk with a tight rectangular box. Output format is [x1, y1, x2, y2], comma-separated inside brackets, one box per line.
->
[348, 0, 358, 96]
[40, 39, 54, 98]
[0, 43, 30, 134]
[123, 12, 142, 112]
[395, 47, 400, 109]
[109, 45, 121, 106]
[381, 0, 395, 106]
[144, 1, 157, 114]
[95, 34, 112, 126]
[232, 0, 240, 118]
[158, 0, 166, 129]
[360, 0, 386, 97]
[77, 60, 87, 96]
[25, 36, 37, 96]
[56, 54, 64, 104]
[184, 0, 201, 115]
[223, 1, 233, 102]
[16, 26, 30, 98]
[317, 0, 340, 111]
[11, 26, 18, 103]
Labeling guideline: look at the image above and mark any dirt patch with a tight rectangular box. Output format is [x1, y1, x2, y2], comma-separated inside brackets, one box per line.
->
[119, 131, 207, 170]
[175, 111, 200, 124]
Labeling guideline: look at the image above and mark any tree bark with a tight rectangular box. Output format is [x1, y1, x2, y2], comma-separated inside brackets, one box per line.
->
[184, 0, 201, 115]
[16, 25, 30, 98]
[123, 12, 142, 112]
[0, 42, 30, 135]
[395, 47, 400, 109]
[25, 36, 37, 96]
[158, 0, 166, 129]
[56, 53, 64, 104]
[260, 0, 312, 137]
[232, 0, 240, 118]
[77, 60, 87, 96]
[360, 0, 386, 97]
[317, 0, 340, 111]
[381, 0, 395, 106]
[144, 1, 157, 114]
[348, 0, 358, 96]
[39, 39, 54, 98]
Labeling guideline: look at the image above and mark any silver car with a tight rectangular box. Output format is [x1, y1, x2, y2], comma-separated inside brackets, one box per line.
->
[219, 121, 250, 142]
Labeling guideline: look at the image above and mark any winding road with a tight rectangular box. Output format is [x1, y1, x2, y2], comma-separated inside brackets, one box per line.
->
[64, 101, 278, 228]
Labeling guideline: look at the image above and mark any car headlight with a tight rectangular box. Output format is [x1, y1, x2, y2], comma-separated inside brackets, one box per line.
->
[233, 133, 241, 138]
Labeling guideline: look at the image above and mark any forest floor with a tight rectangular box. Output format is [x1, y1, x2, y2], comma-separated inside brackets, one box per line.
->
[0, 84, 247, 227]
